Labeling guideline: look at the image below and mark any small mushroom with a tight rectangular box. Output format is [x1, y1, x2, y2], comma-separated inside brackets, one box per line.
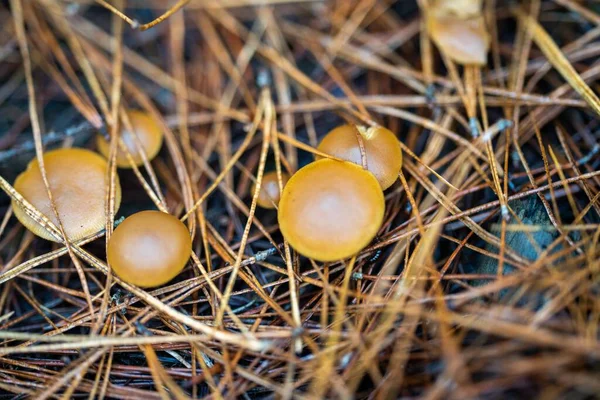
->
[427, 0, 490, 66]
[436, 0, 482, 19]
[12, 148, 122, 242]
[252, 171, 290, 209]
[316, 124, 402, 190]
[278, 159, 385, 262]
[96, 110, 164, 168]
[107, 210, 192, 288]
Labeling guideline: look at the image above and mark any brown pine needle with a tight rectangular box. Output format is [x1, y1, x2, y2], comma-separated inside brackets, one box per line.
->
[519, 10, 600, 117]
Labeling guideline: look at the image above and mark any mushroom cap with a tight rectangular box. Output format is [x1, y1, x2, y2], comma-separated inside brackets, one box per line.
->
[12, 148, 121, 242]
[316, 124, 402, 190]
[252, 171, 290, 209]
[107, 210, 192, 288]
[433, 0, 482, 19]
[428, 14, 489, 66]
[278, 159, 385, 262]
[96, 110, 164, 168]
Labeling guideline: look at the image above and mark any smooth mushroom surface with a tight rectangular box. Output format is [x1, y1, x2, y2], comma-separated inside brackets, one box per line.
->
[427, 0, 489, 66]
[12, 148, 121, 242]
[428, 14, 490, 66]
[253, 171, 289, 209]
[435, 0, 482, 19]
[96, 110, 164, 168]
[107, 210, 192, 288]
[317, 124, 402, 190]
[278, 159, 385, 262]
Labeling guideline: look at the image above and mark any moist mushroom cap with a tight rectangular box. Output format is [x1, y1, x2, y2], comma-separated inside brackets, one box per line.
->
[107, 211, 192, 287]
[428, 13, 490, 66]
[278, 159, 385, 262]
[317, 124, 402, 190]
[96, 110, 164, 168]
[12, 148, 122, 242]
[253, 171, 290, 209]
[107, 210, 192, 288]
[433, 0, 482, 19]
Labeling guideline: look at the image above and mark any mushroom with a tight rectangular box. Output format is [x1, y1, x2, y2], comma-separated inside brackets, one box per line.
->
[427, 0, 490, 66]
[96, 110, 164, 168]
[107, 210, 192, 288]
[12, 148, 121, 242]
[278, 159, 385, 262]
[436, 0, 482, 18]
[316, 124, 402, 190]
[252, 171, 290, 209]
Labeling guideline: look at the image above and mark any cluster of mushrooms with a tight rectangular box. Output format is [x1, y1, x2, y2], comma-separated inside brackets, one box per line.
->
[9, 0, 485, 290]
[12, 112, 402, 288]
[257, 124, 402, 262]
[12, 111, 191, 288]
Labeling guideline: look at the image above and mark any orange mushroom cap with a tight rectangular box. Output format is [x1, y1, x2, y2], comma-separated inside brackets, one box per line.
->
[428, 14, 490, 66]
[434, 0, 482, 19]
[252, 171, 290, 209]
[107, 210, 192, 288]
[278, 159, 385, 262]
[96, 110, 164, 168]
[317, 124, 402, 190]
[427, 0, 489, 66]
[12, 148, 121, 242]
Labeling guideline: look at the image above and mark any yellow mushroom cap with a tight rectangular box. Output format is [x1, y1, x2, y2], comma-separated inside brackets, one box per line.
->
[107, 210, 192, 288]
[316, 124, 402, 190]
[96, 110, 164, 168]
[427, 0, 489, 66]
[433, 0, 482, 19]
[278, 159, 385, 262]
[252, 171, 290, 209]
[12, 148, 121, 242]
